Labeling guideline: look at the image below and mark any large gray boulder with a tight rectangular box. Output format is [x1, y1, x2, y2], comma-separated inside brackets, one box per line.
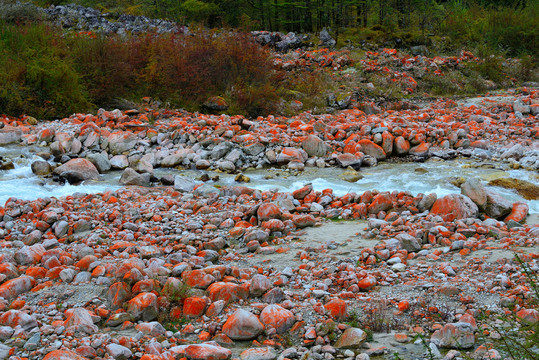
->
[53, 158, 99, 183]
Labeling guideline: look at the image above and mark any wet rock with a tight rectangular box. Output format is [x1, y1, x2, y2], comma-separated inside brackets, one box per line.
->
[53, 158, 99, 183]
[334, 327, 367, 349]
[222, 309, 264, 340]
[174, 175, 196, 192]
[31, 160, 51, 175]
[86, 152, 111, 172]
[119, 168, 150, 186]
[431, 194, 478, 221]
[235, 173, 250, 183]
[484, 189, 512, 219]
[488, 178, 539, 200]
[340, 167, 363, 182]
[461, 178, 487, 209]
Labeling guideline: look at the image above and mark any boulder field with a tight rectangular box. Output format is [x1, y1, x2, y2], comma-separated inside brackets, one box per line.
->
[0, 89, 537, 359]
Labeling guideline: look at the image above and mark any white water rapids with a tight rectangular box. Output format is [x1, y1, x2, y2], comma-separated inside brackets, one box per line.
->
[1, 145, 538, 214]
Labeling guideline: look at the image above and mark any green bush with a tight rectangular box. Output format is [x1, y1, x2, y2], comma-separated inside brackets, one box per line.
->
[0, 22, 90, 119]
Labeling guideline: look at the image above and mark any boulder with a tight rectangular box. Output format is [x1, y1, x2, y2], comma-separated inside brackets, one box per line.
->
[430, 194, 478, 221]
[334, 327, 367, 349]
[358, 139, 386, 161]
[107, 131, 138, 155]
[0, 126, 22, 145]
[53, 158, 99, 183]
[119, 168, 150, 187]
[86, 153, 111, 173]
[302, 135, 327, 157]
[174, 175, 196, 192]
[336, 153, 363, 169]
[431, 322, 475, 349]
[31, 160, 51, 176]
[484, 189, 512, 219]
[461, 178, 487, 209]
[222, 309, 264, 340]
[259, 304, 295, 334]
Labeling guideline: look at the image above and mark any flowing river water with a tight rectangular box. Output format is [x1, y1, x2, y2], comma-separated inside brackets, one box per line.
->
[1, 144, 538, 214]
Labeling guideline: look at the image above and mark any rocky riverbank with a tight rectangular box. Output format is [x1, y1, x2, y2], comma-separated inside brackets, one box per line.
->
[0, 88, 538, 360]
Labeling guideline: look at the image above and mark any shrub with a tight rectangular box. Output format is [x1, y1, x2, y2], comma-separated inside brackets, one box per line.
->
[0, 22, 91, 119]
[0, 1, 44, 24]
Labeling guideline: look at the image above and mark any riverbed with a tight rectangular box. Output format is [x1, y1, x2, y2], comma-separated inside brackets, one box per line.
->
[1, 144, 537, 214]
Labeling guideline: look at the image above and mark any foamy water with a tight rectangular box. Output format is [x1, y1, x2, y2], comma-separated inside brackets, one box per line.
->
[1, 145, 537, 214]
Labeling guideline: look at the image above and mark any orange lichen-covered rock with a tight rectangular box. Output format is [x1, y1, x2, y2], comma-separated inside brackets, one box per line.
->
[368, 193, 393, 214]
[324, 298, 347, 319]
[358, 139, 386, 160]
[183, 297, 208, 318]
[222, 309, 264, 340]
[0, 275, 35, 300]
[182, 269, 215, 289]
[504, 202, 529, 223]
[207, 282, 248, 303]
[259, 304, 295, 334]
[357, 275, 377, 291]
[43, 350, 89, 360]
[431, 194, 479, 221]
[257, 203, 282, 222]
[127, 292, 158, 321]
[0, 309, 38, 330]
[107, 282, 131, 310]
[184, 343, 232, 360]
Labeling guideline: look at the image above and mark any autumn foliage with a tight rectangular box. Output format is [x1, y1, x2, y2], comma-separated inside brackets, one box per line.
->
[0, 22, 280, 119]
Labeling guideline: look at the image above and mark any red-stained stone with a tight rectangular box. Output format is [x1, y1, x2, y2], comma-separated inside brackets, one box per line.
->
[222, 309, 264, 340]
[358, 139, 386, 160]
[431, 194, 479, 221]
[504, 202, 529, 223]
[127, 292, 158, 321]
[257, 203, 282, 222]
[182, 269, 216, 289]
[259, 304, 295, 334]
[107, 282, 132, 310]
[324, 298, 347, 319]
[357, 275, 377, 291]
[183, 297, 208, 318]
[43, 350, 89, 360]
[0, 275, 36, 300]
[207, 282, 248, 303]
[367, 193, 393, 214]
[184, 343, 232, 360]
